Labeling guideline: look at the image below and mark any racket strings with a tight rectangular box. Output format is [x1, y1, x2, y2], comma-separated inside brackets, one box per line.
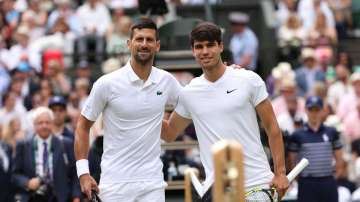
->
[245, 188, 277, 202]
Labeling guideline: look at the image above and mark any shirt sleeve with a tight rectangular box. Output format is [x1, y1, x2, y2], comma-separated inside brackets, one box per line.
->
[250, 72, 268, 106]
[174, 90, 191, 119]
[166, 74, 183, 109]
[81, 77, 109, 121]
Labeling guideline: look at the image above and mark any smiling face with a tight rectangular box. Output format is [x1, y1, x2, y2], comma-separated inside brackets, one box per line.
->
[192, 40, 223, 71]
[189, 22, 223, 72]
[127, 28, 160, 66]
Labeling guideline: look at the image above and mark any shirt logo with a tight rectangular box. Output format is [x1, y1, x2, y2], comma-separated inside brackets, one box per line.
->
[322, 134, 329, 142]
[226, 89, 237, 94]
[156, 91, 163, 95]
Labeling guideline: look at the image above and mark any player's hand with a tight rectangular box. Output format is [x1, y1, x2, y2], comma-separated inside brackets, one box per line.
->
[270, 173, 289, 200]
[229, 64, 243, 69]
[79, 174, 99, 199]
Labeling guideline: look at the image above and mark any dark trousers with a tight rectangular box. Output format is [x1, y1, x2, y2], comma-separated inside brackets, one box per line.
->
[298, 176, 338, 202]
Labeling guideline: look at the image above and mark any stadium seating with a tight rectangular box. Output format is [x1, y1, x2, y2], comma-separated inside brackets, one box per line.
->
[158, 18, 202, 50]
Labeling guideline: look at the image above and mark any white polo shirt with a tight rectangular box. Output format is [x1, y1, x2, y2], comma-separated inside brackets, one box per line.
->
[82, 62, 181, 184]
[175, 66, 274, 188]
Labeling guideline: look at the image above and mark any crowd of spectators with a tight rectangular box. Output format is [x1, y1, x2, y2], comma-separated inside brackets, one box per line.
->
[267, 0, 360, 201]
[0, 0, 359, 201]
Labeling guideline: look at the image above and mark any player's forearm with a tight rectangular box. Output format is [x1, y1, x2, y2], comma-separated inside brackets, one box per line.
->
[74, 128, 90, 160]
[161, 120, 178, 142]
[256, 100, 286, 175]
[267, 127, 286, 175]
[162, 112, 192, 142]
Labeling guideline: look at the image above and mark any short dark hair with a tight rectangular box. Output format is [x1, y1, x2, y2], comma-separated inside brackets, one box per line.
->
[130, 17, 159, 40]
[190, 22, 222, 47]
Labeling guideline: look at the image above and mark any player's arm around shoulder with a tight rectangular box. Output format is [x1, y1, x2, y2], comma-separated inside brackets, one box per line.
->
[255, 99, 289, 198]
[161, 111, 192, 142]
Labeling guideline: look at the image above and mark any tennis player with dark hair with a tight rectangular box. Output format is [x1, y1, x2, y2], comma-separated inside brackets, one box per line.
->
[162, 22, 289, 201]
[74, 18, 182, 201]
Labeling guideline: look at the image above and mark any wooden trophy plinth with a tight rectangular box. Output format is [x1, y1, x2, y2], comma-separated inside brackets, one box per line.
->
[212, 140, 245, 202]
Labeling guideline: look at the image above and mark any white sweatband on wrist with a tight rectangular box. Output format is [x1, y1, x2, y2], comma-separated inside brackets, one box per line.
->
[76, 159, 90, 178]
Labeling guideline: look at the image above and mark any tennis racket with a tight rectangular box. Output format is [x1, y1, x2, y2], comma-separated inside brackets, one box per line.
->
[245, 158, 309, 202]
[91, 190, 102, 202]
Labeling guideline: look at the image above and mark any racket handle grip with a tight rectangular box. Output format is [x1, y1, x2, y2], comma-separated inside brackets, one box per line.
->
[287, 158, 309, 182]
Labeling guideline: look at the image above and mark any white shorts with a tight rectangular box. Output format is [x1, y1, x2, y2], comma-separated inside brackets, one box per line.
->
[99, 181, 167, 202]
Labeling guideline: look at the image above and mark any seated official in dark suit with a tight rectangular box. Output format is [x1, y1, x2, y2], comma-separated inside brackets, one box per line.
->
[12, 107, 81, 202]
[0, 140, 14, 202]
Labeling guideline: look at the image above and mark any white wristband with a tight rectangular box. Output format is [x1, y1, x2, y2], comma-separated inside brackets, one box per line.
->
[76, 159, 90, 178]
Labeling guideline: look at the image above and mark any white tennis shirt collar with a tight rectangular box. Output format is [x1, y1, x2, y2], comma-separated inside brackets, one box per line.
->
[124, 61, 161, 87]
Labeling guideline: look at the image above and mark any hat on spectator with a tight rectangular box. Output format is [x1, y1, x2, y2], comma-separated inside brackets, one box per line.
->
[350, 72, 360, 83]
[301, 48, 316, 61]
[229, 12, 249, 24]
[271, 62, 294, 80]
[305, 96, 323, 109]
[280, 77, 297, 91]
[49, 95, 67, 108]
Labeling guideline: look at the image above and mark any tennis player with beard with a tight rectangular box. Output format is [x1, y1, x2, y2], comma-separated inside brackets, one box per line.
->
[74, 18, 182, 202]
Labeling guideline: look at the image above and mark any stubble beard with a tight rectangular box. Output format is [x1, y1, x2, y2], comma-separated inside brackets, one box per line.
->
[134, 53, 154, 66]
